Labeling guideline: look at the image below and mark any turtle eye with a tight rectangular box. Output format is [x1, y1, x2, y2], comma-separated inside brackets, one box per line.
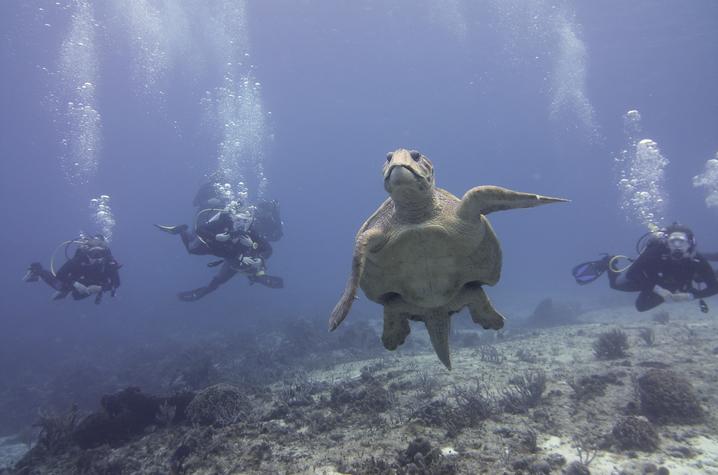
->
[410, 151, 421, 161]
[386, 153, 393, 162]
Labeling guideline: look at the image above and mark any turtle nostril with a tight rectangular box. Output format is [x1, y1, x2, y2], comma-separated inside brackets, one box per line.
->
[410, 151, 421, 161]
[386, 153, 393, 162]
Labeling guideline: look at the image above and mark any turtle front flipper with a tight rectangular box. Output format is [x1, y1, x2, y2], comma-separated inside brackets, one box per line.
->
[457, 185, 568, 220]
[381, 307, 411, 350]
[329, 228, 387, 331]
[467, 286, 505, 330]
[423, 314, 452, 370]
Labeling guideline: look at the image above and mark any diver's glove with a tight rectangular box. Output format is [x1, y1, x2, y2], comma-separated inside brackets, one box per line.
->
[653, 287, 670, 301]
[238, 235, 258, 250]
[73, 282, 103, 296]
[655, 289, 694, 303]
[215, 232, 231, 242]
[178, 289, 201, 302]
[667, 292, 693, 303]
[73, 281, 90, 296]
[240, 256, 263, 271]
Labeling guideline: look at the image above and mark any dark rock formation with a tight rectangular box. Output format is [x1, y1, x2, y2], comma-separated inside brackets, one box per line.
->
[74, 387, 193, 449]
[526, 298, 581, 327]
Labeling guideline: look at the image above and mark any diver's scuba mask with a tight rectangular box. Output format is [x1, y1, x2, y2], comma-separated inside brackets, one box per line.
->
[85, 244, 108, 265]
[667, 232, 691, 259]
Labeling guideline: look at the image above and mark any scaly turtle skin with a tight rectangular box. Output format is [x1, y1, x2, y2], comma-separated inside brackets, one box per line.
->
[329, 149, 568, 369]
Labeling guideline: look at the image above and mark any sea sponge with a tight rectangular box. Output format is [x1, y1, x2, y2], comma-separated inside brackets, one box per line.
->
[611, 416, 659, 452]
[637, 369, 704, 424]
[186, 383, 249, 427]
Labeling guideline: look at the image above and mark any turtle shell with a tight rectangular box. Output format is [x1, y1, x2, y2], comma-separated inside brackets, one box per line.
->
[360, 211, 501, 309]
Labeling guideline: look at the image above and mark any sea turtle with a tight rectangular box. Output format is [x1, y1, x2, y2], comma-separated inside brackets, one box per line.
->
[329, 149, 568, 369]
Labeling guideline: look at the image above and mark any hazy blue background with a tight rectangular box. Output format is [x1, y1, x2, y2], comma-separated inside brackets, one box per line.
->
[1, 0, 717, 434]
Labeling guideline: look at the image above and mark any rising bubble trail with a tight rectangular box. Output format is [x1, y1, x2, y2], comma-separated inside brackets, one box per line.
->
[693, 152, 718, 210]
[57, 0, 101, 186]
[89, 195, 116, 242]
[616, 110, 669, 230]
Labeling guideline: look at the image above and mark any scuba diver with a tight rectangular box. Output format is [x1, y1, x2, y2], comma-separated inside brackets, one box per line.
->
[573, 223, 718, 312]
[155, 180, 284, 301]
[23, 235, 121, 304]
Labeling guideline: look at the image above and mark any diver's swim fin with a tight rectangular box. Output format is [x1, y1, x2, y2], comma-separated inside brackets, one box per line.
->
[52, 290, 70, 300]
[572, 255, 611, 285]
[207, 259, 224, 268]
[249, 274, 284, 289]
[178, 289, 201, 302]
[23, 263, 43, 282]
[178, 286, 213, 302]
[154, 224, 188, 235]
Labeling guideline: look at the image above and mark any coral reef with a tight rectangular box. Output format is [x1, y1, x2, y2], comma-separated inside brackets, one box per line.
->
[593, 329, 629, 360]
[444, 379, 495, 437]
[13, 387, 194, 472]
[568, 372, 624, 401]
[499, 370, 546, 414]
[349, 438, 458, 475]
[476, 344, 504, 363]
[637, 369, 705, 424]
[30, 405, 79, 456]
[75, 387, 193, 448]
[6, 308, 718, 474]
[611, 416, 660, 452]
[186, 383, 248, 427]
[638, 327, 655, 346]
[329, 371, 392, 416]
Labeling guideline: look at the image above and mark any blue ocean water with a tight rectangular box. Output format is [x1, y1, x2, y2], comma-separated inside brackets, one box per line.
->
[0, 0, 717, 440]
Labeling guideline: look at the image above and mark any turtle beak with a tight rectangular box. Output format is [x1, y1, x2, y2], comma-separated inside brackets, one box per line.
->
[384, 150, 420, 180]
[386, 166, 416, 186]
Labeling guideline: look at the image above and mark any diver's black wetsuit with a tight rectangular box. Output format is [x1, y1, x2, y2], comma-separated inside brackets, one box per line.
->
[608, 240, 718, 311]
[173, 209, 281, 301]
[158, 187, 284, 300]
[178, 211, 245, 258]
[32, 246, 121, 303]
[177, 227, 277, 301]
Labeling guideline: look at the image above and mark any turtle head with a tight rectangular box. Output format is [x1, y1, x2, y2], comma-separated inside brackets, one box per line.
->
[383, 149, 435, 201]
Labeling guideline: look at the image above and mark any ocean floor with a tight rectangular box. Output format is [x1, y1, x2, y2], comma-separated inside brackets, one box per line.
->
[4, 302, 718, 475]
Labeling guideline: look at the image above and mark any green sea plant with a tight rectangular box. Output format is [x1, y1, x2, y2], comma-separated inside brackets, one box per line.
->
[445, 379, 495, 437]
[499, 370, 546, 414]
[592, 329, 629, 360]
[638, 327, 655, 346]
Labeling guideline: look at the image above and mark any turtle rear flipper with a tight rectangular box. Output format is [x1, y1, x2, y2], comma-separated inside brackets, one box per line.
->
[381, 309, 411, 350]
[467, 287, 505, 330]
